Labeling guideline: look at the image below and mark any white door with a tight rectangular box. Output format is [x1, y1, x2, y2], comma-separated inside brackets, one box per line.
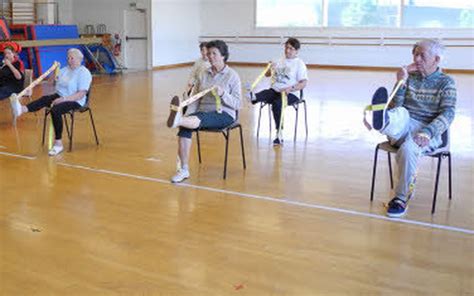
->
[123, 9, 148, 70]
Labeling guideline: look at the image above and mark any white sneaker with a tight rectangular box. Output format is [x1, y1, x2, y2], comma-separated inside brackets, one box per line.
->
[166, 95, 182, 128]
[48, 145, 64, 156]
[171, 168, 190, 183]
[9, 94, 23, 118]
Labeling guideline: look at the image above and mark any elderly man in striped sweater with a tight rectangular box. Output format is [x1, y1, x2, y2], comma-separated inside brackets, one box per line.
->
[376, 39, 457, 218]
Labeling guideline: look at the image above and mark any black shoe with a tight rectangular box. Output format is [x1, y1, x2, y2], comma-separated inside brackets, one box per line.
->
[273, 138, 283, 146]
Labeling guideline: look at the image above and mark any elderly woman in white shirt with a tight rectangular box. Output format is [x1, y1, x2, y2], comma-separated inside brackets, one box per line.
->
[10, 48, 92, 156]
[167, 40, 242, 183]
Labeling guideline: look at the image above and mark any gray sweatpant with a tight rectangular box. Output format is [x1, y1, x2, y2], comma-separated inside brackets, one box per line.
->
[380, 107, 442, 201]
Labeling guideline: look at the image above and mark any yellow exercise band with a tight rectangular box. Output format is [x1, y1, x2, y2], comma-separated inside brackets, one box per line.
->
[250, 62, 272, 91]
[278, 91, 288, 136]
[48, 120, 54, 150]
[211, 88, 222, 113]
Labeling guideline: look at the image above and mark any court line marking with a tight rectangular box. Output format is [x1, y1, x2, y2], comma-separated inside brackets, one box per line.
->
[0, 151, 36, 160]
[145, 157, 162, 163]
[57, 162, 474, 236]
[0, 145, 6, 149]
[1, 150, 471, 235]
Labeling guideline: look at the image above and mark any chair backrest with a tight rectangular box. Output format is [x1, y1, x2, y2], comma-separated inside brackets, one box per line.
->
[441, 130, 449, 148]
[23, 69, 33, 97]
[426, 129, 450, 156]
[83, 89, 91, 107]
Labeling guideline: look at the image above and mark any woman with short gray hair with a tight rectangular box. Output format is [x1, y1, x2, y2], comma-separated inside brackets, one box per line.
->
[10, 48, 92, 156]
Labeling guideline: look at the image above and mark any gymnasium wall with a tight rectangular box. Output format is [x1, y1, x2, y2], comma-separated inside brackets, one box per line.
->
[58, 0, 153, 68]
[58, 0, 74, 25]
[151, 0, 201, 67]
[61, 0, 200, 68]
[199, 0, 474, 71]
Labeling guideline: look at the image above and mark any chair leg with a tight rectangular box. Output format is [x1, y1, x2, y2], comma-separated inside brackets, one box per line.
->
[257, 103, 263, 138]
[370, 145, 380, 201]
[41, 109, 48, 146]
[196, 131, 202, 164]
[68, 113, 75, 152]
[223, 130, 230, 179]
[387, 152, 393, 189]
[294, 105, 299, 142]
[267, 104, 272, 137]
[447, 153, 452, 200]
[432, 155, 443, 214]
[89, 109, 100, 145]
[239, 125, 246, 169]
[303, 101, 308, 137]
[64, 114, 71, 139]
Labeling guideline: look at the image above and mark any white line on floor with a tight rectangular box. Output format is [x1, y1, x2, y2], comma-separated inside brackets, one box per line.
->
[57, 162, 474, 236]
[145, 157, 162, 162]
[0, 151, 36, 160]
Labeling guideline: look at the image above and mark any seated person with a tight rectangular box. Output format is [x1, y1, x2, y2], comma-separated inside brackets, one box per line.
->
[187, 42, 210, 93]
[0, 42, 24, 100]
[371, 39, 456, 218]
[166, 40, 241, 183]
[10, 48, 92, 156]
[249, 37, 308, 145]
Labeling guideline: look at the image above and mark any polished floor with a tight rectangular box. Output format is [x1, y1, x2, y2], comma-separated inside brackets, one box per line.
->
[0, 67, 473, 295]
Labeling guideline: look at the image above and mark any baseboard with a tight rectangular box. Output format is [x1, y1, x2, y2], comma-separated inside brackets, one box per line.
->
[153, 62, 193, 71]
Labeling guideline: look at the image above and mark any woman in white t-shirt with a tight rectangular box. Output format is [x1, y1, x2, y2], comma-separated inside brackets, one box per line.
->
[10, 48, 92, 156]
[250, 38, 308, 145]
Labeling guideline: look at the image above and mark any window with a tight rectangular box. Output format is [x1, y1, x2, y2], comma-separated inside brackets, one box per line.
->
[256, 0, 323, 27]
[328, 0, 399, 27]
[403, 0, 474, 28]
[255, 0, 474, 28]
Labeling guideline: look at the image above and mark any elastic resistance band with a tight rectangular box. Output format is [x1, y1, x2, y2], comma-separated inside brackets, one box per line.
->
[278, 91, 288, 137]
[250, 62, 272, 92]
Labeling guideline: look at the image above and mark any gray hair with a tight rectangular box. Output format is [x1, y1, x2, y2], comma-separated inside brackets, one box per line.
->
[67, 48, 84, 61]
[413, 39, 445, 60]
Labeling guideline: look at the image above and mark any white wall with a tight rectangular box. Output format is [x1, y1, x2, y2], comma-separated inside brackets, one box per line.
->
[151, 0, 201, 67]
[57, 0, 152, 68]
[58, 0, 73, 25]
[200, 0, 474, 70]
[61, 0, 201, 67]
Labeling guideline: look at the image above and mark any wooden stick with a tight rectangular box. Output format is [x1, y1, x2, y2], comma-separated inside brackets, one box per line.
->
[10, 38, 102, 48]
[16, 62, 60, 98]
[386, 79, 405, 108]
[180, 86, 217, 108]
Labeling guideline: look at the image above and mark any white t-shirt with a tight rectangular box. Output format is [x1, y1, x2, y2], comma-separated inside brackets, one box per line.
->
[188, 58, 210, 86]
[271, 57, 308, 98]
[56, 65, 92, 107]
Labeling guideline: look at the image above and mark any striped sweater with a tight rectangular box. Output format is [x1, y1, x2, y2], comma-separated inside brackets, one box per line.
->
[394, 68, 456, 138]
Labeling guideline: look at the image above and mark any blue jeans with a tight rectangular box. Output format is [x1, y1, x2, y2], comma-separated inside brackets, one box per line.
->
[177, 111, 234, 139]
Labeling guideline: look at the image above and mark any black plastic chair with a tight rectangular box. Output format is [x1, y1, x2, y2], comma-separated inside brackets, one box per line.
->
[194, 112, 246, 179]
[370, 131, 452, 214]
[42, 91, 99, 152]
[253, 89, 308, 141]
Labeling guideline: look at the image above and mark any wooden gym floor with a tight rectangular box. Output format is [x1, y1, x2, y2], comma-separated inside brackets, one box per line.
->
[0, 67, 473, 295]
